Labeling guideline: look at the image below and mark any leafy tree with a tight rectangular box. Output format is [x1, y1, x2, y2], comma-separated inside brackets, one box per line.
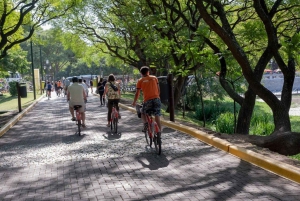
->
[196, 0, 300, 155]
[0, 48, 29, 76]
[0, 0, 80, 59]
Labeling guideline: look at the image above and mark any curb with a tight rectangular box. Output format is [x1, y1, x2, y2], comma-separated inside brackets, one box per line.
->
[0, 94, 45, 138]
[119, 103, 300, 184]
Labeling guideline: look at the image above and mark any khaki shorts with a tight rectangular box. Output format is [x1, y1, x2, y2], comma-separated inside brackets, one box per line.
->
[69, 101, 85, 112]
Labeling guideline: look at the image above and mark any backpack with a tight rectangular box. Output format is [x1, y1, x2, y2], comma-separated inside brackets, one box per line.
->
[47, 84, 52, 90]
[110, 82, 118, 91]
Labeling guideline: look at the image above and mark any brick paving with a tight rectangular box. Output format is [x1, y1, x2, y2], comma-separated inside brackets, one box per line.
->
[0, 91, 300, 200]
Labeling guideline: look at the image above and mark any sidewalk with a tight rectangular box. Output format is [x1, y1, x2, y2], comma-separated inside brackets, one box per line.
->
[0, 93, 300, 200]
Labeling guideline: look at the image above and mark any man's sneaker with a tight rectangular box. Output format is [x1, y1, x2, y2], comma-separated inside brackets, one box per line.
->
[142, 123, 148, 132]
[71, 117, 76, 121]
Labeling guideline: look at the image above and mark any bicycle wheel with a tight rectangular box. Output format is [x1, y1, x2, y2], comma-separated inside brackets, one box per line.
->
[77, 120, 81, 136]
[153, 132, 161, 155]
[112, 117, 118, 133]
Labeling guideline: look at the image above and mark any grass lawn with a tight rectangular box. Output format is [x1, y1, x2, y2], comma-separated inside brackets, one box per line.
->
[0, 91, 43, 112]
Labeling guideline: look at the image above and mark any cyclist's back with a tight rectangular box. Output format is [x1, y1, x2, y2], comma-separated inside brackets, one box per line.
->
[132, 66, 161, 130]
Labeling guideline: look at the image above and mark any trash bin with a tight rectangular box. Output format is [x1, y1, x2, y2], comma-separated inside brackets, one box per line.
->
[157, 76, 168, 104]
[41, 81, 45, 89]
[19, 83, 27, 98]
[93, 79, 97, 87]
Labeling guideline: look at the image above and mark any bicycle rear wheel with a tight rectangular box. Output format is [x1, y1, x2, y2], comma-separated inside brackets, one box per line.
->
[153, 132, 161, 155]
[111, 117, 118, 133]
[77, 120, 81, 136]
[113, 117, 118, 133]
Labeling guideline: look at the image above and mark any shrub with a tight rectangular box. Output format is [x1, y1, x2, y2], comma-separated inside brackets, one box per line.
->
[195, 100, 238, 121]
[250, 112, 274, 136]
[215, 112, 235, 134]
[8, 81, 18, 96]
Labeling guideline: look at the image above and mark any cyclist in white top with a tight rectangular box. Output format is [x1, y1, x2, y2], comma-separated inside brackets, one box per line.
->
[67, 77, 87, 127]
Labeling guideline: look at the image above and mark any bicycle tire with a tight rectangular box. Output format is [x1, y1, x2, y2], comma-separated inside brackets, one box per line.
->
[113, 117, 118, 133]
[77, 120, 81, 136]
[153, 132, 161, 155]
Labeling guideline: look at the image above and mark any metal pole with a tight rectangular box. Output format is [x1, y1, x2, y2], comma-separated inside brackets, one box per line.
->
[30, 40, 36, 100]
[40, 46, 43, 81]
[17, 82, 22, 112]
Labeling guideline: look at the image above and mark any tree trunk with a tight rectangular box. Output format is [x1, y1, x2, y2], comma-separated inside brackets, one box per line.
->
[235, 89, 256, 134]
[249, 131, 300, 156]
[166, 75, 185, 113]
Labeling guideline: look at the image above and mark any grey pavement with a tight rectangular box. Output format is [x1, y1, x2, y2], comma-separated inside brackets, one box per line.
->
[0, 91, 300, 201]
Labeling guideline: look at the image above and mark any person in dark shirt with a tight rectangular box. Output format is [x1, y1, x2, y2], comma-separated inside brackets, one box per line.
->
[97, 78, 106, 106]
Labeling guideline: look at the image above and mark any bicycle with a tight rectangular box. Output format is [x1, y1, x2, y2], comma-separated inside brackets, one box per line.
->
[61, 88, 65, 97]
[47, 90, 51, 100]
[136, 104, 162, 155]
[110, 101, 119, 134]
[57, 88, 61, 97]
[74, 105, 82, 136]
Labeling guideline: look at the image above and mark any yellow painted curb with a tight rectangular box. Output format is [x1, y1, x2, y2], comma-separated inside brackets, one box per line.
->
[120, 103, 300, 184]
[0, 94, 44, 138]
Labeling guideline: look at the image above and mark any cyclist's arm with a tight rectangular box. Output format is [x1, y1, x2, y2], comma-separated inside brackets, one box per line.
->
[103, 85, 108, 98]
[132, 88, 141, 106]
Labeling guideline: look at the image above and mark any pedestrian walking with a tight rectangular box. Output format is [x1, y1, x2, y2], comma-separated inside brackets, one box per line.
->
[97, 78, 106, 106]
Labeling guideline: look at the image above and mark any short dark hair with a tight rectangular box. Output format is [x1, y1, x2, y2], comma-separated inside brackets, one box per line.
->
[72, 77, 78, 82]
[140, 66, 149, 75]
[78, 78, 83, 82]
[108, 74, 115, 82]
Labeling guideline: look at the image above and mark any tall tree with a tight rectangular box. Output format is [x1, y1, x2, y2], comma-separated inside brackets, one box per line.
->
[0, 0, 80, 59]
[196, 0, 300, 155]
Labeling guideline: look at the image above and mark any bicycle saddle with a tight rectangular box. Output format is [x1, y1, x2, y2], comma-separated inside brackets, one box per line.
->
[73, 105, 82, 110]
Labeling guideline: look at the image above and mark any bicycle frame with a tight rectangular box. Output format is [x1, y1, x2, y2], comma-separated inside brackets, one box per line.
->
[74, 105, 82, 136]
[145, 114, 160, 138]
[143, 109, 161, 155]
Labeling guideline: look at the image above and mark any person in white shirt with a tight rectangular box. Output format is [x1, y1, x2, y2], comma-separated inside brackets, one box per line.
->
[67, 77, 87, 127]
[79, 78, 89, 97]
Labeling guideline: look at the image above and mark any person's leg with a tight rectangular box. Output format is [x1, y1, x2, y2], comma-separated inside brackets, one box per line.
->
[69, 106, 75, 119]
[155, 116, 161, 131]
[99, 92, 104, 105]
[107, 99, 112, 126]
[141, 101, 150, 132]
[153, 98, 162, 131]
[115, 99, 121, 118]
[81, 112, 85, 125]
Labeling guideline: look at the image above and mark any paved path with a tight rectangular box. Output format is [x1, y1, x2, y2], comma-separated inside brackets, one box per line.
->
[0, 93, 300, 201]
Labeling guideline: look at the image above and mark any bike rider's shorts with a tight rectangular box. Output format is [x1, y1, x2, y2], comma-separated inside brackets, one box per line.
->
[69, 101, 85, 112]
[142, 98, 161, 116]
